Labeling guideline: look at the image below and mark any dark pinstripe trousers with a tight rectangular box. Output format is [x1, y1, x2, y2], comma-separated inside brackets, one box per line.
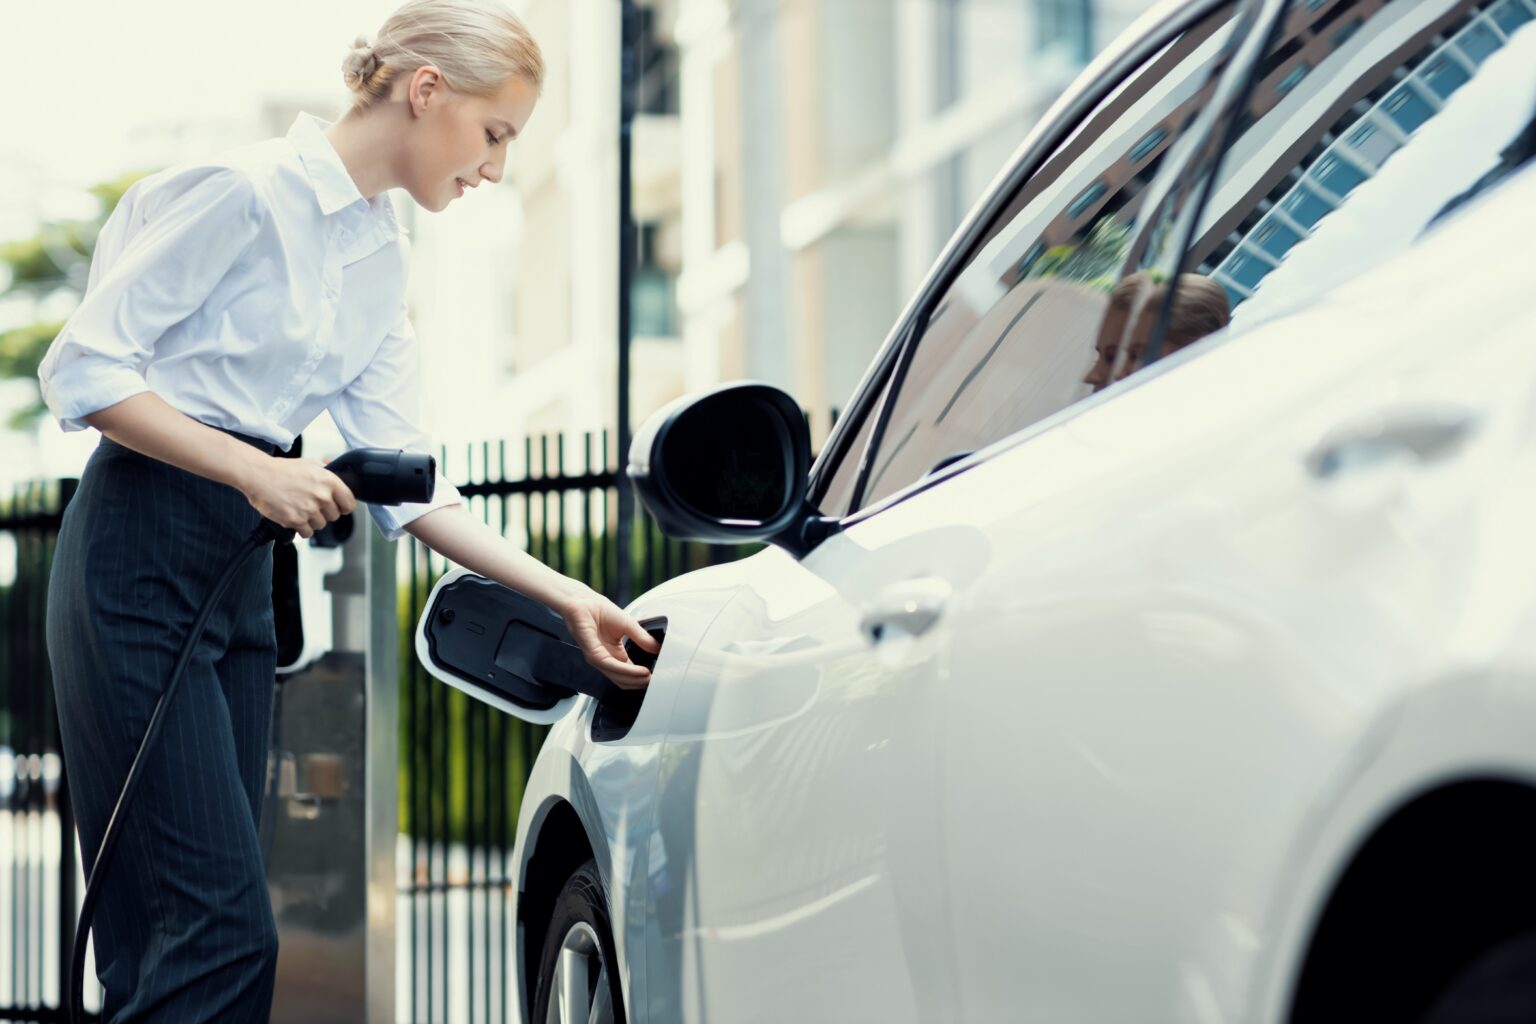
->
[47, 432, 280, 1023]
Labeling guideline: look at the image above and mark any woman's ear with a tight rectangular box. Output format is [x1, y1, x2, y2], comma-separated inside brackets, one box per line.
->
[408, 65, 445, 116]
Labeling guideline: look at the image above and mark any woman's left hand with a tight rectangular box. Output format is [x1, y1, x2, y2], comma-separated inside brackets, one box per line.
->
[562, 588, 661, 689]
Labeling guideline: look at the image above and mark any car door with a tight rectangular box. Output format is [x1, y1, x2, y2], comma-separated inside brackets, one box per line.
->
[641, 500, 980, 1022]
[639, 2, 1260, 1018]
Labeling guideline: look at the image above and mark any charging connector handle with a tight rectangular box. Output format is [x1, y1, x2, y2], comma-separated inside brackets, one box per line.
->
[324, 448, 435, 505]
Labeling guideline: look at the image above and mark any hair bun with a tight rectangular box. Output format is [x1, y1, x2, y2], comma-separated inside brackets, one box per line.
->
[343, 34, 381, 88]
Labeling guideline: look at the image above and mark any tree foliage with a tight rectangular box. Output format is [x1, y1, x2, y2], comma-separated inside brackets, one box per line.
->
[1023, 215, 1133, 291]
[0, 170, 149, 427]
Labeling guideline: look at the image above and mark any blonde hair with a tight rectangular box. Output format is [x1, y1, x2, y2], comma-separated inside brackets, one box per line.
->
[1109, 272, 1230, 352]
[342, 0, 545, 113]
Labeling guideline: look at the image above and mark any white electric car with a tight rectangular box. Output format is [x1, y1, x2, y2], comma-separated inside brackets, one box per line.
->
[419, 0, 1536, 1018]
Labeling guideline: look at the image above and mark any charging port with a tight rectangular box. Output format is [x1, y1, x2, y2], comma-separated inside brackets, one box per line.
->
[591, 618, 667, 742]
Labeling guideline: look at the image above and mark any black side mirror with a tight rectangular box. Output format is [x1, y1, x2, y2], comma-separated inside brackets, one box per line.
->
[627, 382, 838, 557]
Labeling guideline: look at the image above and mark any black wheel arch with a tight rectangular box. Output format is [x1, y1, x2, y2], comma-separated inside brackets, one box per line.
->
[1287, 777, 1536, 1023]
[519, 799, 601, 1018]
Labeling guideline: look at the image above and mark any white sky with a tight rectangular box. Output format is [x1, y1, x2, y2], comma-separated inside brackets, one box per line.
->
[1, 0, 398, 189]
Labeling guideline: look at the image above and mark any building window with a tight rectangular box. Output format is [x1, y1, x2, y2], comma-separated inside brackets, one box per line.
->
[1331, 17, 1363, 47]
[1016, 241, 1047, 277]
[1383, 83, 1435, 133]
[1036, 0, 1094, 64]
[1312, 153, 1367, 196]
[1067, 180, 1107, 218]
[1420, 57, 1472, 99]
[632, 222, 678, 337]
[1276, 63, 1310, 94]
[636, 4, 679, 116]
[1491, 0, 1534, 35]
[1129, 126, 1169, 164]
[1453, 20, 1504, 65]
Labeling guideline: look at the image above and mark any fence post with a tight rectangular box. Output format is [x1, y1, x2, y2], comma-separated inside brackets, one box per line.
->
[616, 0, 639, 607]
[365, 516, 399, 1024]
[1, 476, 84, 1018]
[263, 517, 396, 1024]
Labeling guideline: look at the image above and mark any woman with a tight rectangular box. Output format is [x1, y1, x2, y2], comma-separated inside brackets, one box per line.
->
[38, 2, 657, 1019]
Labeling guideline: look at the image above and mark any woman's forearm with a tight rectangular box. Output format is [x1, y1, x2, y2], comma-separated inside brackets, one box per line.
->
[403, 503, 589, 613]
[83, 392, 268, 494]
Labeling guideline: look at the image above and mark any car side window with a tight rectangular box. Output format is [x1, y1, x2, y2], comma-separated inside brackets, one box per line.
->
[1171, 0, 1536, 333]
[846, 2, 1244, 513]
[817, 369, 893, 518]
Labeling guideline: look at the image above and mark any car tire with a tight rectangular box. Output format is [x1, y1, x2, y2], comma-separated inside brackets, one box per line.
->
[531, 859, 626, 1024]
[1417, 928, 1536, 1024]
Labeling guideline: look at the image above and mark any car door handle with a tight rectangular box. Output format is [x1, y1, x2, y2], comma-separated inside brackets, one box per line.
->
[860, 577, 954, 643]
[1307, 405, 1478, 480]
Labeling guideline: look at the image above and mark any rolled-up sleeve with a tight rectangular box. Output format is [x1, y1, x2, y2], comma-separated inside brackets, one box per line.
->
[37, 166, 265, 432]
[328, 305, 463, 541]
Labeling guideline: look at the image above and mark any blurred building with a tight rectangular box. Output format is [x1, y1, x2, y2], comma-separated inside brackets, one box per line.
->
[5, 0, 1163, 486]
[422, 0, 685, 454]
[416, 0, 1157, 459]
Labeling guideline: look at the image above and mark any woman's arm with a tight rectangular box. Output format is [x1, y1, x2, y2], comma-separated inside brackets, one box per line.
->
[84, 392, 356, 537]
[404, 503, 659, 688]
[87, 396, 653, 685]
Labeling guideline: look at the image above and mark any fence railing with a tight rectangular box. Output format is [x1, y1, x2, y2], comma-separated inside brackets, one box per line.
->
[1, 416, 806, 1023]
[395, 428, 756, 1024]
[0, 478, 91, 1023]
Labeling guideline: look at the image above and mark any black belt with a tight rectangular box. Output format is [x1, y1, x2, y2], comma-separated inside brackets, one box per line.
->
[205, 424, 283, 456]
[99, 424, 284, 457]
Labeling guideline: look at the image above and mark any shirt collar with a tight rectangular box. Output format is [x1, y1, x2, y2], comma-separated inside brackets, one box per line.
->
[287, 113, 369, 217]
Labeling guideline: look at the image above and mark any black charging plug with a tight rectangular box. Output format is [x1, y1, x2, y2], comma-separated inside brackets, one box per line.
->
[325, 448, 436, 505]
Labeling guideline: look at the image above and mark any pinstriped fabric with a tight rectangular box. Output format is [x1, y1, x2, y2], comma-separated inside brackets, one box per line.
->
[47, 433, 280, 1023]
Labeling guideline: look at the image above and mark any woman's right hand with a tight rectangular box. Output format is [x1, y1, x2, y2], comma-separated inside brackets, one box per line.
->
[242, 456, 358, 539]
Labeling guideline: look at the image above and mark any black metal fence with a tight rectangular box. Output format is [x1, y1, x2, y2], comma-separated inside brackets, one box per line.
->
[0, 421, 781, 1023]
[0, 478, 90, 1024]
[396, 428, 756, 1024]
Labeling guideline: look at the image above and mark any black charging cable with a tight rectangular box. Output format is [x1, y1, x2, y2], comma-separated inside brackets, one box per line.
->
[68, 448, 434, 1024]
[259, 675, 285, 866]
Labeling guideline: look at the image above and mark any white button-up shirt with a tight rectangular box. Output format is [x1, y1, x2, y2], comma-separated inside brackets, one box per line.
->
[37, 112, 463, 541]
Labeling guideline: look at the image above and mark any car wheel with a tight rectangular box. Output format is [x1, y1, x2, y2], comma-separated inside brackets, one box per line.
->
[532, 859, 626, 1024]
[1417, 928, 1536, 1024]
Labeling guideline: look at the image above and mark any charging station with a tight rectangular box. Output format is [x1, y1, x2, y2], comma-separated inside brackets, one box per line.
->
[262, 512, 398, 1024]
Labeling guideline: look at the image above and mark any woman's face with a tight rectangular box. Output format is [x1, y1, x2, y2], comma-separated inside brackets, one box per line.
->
[401, 69, 538, 212]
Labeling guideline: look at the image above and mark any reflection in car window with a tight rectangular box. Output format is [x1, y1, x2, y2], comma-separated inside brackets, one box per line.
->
[1185, 0, 1536, 330]
[1086, 270, 1231, 389]
[1106, 0, 1536, 389]
[850, 3, 1242, 512]
[817, 369, 893, 518]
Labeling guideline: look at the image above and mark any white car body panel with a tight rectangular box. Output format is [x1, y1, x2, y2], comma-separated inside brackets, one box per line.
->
[504, 160, 1536, 1023]
[933, 174, 1536, 1019]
